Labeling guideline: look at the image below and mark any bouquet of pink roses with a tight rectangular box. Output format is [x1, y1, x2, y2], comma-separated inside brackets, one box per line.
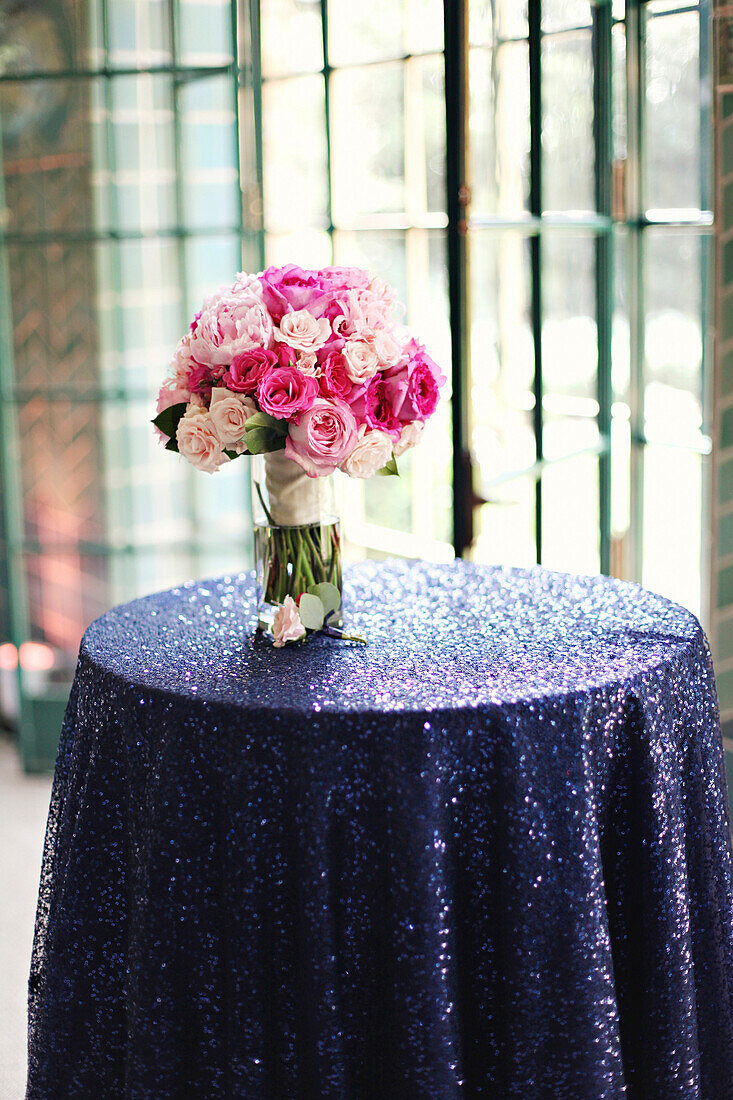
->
[153, 264, 445, 628]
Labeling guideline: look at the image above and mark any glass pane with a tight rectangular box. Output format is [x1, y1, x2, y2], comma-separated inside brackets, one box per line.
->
[469, 0, 528, 46]
[330, 63, 405, 222]
[406, 0, 444, 55]
[107, 0, 171, 68]
[328, 0, 404, 66]
[180, 74, 239, 231]
[263, 75, 328, 231]
[24, 553, 108, 656]
[612, 226, 630, 404]
[542, 453, 600, 574]
[7, 242, 103, 392]
[645, 10, 701, 211]
[473, 477, 536, 567]
[644, 230, 704, 443]
[178, 0, 234, 66]
[112, 239, 183, 391]
[333, 228, 408, 304]
[542, 30, 594, 212]
[18, 396, 106, 548]
[469, 230, 535, 479]
[260, 0, 324, 77]
[469, 42, 530, 217]
[1, 78, 95, 235]
[265, 230, 333, 268]
[108, 75, 177, 234]
[0, 1, 97, 73]
[184, 235, 242, 315]
[542, 233, 598, 403]
[405, 54, 446, 215]
[542, 0, 593, 34]
[643, 445, 703, 615]
[613, 22, 627, 162]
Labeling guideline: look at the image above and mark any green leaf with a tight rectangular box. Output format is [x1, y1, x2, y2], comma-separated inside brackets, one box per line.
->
[308, 582, 341, 617]
[152, 402, 188, 440]
[298, 593, 324, 631]
[244, 411, 288, 437]
[243, 428, 287, 455]
[165, 436, 179, 453]
[223, 448, 241, 460]
[376, 454, 399, 477]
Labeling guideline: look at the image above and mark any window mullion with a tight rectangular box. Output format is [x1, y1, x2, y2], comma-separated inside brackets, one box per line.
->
[528, 0, 543, 565]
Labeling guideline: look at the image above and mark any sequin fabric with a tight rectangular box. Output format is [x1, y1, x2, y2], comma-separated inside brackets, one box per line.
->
[27, 560, 733, 1099]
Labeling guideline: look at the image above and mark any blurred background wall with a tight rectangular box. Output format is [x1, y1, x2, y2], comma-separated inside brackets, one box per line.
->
[0, 0, 720, 772]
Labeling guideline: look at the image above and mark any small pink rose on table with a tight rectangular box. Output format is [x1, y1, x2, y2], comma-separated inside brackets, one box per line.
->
[271, 595, 306, 647]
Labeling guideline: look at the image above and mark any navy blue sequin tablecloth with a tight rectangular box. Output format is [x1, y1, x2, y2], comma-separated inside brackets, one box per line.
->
[27, 561, 733, 1099]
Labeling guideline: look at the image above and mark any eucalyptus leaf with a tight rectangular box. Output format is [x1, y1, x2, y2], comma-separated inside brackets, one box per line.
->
[298, 593, 324, 631]
[152, 402, 188, 440]
[308, 582, 341, 617]
[376, 454, 399, 477]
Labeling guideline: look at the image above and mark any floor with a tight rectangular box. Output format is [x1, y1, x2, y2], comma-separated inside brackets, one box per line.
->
[0, 736, 52, 1100]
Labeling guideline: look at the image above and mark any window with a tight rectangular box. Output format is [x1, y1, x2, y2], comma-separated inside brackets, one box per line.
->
[0, 0, 713, 764]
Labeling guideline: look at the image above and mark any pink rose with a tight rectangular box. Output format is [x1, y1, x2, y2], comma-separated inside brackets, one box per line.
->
[319, 352, 354, 401]
[384, 342, 446, 422]
[285, 398, 358, 477]
[176, 407, 228, 473]
[318, 266, 371, 293]
[225, 348, 276, 394]
[189, 287, 273, 366]
[271, 595, 306, 647]
[348, 374, 401, 434]
[257, 364, 319, 420]
[260, 265, 333, 322]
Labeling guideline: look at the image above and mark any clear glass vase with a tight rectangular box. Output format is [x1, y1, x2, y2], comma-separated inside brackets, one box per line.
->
[251, 451, 343, 628]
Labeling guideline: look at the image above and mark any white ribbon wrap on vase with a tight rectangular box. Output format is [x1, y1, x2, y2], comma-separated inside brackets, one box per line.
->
[263, 450, 324, 527]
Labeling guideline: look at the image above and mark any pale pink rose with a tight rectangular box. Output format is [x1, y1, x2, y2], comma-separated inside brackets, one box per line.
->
[257, 365, 319, 420]
[369, 327, 403, 367]
[190, 288, 273, 367]
[297, 352, 320, 377]
[342, 339, 379, 384]
[176, 406, 229, 473]
[275, 309, 331, 353]
[393, 419, 425, 457]
[285, 398, 358, 477]
[340, 289, 390, 337]
[369, 277, 403, 317]
[272, 595, 306, 647]
[340, 427, 393, 479]
[209, 388, 256, 452]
